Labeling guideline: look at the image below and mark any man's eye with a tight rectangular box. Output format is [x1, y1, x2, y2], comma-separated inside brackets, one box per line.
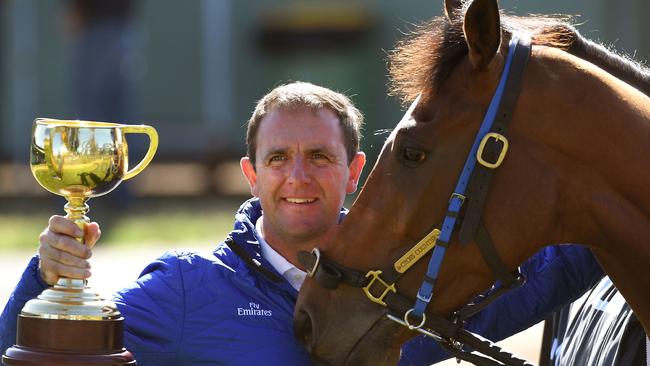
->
[311, 153, 329, 161]
[269, 155, 286, 163]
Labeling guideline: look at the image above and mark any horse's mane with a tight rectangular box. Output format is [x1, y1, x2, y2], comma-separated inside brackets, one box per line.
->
[388, 8, 650, 106]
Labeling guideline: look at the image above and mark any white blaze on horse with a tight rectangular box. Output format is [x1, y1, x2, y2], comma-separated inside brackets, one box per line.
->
[294, 0, 650, 364]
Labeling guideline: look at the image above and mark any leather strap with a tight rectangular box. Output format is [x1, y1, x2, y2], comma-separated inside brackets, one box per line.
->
[383, 290, 534, 366]
[298, 250, 370, 289]
[474, 222, 521, 288]
[458, 39, 532, 244]
[225, 237, 284, 283]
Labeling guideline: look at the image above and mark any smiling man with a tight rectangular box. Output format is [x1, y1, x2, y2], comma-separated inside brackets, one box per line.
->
[241, 92, 365, 266]
[0, 81, 366, 365]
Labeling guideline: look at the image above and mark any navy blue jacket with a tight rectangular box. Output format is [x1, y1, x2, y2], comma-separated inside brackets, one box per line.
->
[1, 198, 604, 365]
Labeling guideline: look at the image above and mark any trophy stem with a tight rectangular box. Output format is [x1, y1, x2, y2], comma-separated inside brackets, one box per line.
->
[63, 197, 90, 289]
[64, 197, 90, 231]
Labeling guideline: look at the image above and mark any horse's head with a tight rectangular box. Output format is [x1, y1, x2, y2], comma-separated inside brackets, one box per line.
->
[292, 0, 601, 364]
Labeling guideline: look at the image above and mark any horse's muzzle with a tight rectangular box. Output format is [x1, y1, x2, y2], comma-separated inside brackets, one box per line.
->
[294, 308, 314, 352]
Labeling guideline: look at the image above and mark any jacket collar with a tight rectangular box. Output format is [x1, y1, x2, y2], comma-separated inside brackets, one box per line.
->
[230, 197, 265, 263]
[227, 197, 348, 266]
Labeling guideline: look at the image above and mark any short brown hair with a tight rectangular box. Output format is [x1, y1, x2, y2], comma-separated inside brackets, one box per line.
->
[246, 82, 363, 166]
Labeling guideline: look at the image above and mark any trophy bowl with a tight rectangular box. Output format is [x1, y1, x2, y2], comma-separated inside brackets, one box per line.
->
[30, 118, 157, 199]
[2, 118, 159, 366]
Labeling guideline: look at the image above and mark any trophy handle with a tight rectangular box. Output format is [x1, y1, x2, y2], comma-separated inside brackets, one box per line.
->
[122, 125, 159, 180]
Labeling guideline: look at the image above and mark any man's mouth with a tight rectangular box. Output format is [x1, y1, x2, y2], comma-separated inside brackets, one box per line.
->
[285, 198, 317, 204]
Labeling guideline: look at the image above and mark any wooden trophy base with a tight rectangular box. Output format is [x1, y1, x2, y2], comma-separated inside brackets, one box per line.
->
[2, 315, 136, 366]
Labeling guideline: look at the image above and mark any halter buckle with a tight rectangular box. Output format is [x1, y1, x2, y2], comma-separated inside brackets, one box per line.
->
[449, 192, 466, 205]
[306, 248, 321, 277]
[362, 270, 396, 307]
[477, 132, 509, 168]
[416, 291, 433, 303]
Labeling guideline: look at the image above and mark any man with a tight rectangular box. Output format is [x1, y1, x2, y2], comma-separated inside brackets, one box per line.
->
[1, 81, 605, 365]
[1, 81, 366, 364]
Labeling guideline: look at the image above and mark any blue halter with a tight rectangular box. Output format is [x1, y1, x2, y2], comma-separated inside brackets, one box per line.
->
[409, 36, 527, 321]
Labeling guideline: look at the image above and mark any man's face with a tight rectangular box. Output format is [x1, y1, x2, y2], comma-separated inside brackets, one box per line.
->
[241, 107, 365, 248]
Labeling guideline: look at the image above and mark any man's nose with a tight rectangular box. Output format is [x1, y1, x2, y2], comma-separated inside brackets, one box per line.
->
[287, 157, 311, 184]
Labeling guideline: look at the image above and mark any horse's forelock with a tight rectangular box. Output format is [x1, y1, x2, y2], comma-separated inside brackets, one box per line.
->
[388, 16, 464, 107]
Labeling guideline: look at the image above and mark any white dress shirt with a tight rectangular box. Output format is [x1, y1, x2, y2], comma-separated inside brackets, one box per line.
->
[256, 217, 307, 291]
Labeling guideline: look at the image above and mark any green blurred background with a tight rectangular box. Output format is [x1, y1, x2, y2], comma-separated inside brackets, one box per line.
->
[1, 0, 649, 254]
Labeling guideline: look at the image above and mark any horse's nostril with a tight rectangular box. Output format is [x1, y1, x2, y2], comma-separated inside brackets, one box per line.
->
[294, 309, 314, 351]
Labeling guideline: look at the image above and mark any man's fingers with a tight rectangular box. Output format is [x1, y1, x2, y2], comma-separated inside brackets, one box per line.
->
[40, 231, 92, 259]
[46, 216, 101, 248]
[84, 222, 101, 249]
[41, 259, 91, 281]
[39, 216, 98, 285]
[40, 244, 91, 269]
[48, 215, 84, 238]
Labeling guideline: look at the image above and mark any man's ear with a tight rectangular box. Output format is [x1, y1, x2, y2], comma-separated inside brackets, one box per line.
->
[346, 152, 366, 194]
[240, 157, 258, 196]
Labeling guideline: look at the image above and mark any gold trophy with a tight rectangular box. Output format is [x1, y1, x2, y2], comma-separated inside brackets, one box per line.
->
[2, 118, 158, 366]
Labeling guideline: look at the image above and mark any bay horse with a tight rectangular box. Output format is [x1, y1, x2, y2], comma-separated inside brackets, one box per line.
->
[294, 0, 650, 364]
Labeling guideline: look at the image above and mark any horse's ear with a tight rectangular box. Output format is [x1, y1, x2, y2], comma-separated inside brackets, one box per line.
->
[444, 0, 463, 21]
[463, 0, 501, 69]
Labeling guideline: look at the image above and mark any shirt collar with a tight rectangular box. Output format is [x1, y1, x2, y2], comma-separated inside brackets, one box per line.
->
[256, 216, 296, 276]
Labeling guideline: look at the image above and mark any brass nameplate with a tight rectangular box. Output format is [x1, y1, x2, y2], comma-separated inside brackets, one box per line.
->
[394, 229, 440, 274]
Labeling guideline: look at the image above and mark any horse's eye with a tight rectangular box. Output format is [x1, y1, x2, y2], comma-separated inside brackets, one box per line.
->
[403, 147, 427, 163]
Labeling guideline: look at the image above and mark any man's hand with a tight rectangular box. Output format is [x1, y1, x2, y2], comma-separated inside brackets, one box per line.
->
[38, 215, 101, 286]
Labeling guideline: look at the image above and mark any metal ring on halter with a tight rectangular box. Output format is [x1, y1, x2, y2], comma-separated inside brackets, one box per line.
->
[307, 248, 321, 277]
[404, 308, 426, 330]
[386, 313, 444, 342]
